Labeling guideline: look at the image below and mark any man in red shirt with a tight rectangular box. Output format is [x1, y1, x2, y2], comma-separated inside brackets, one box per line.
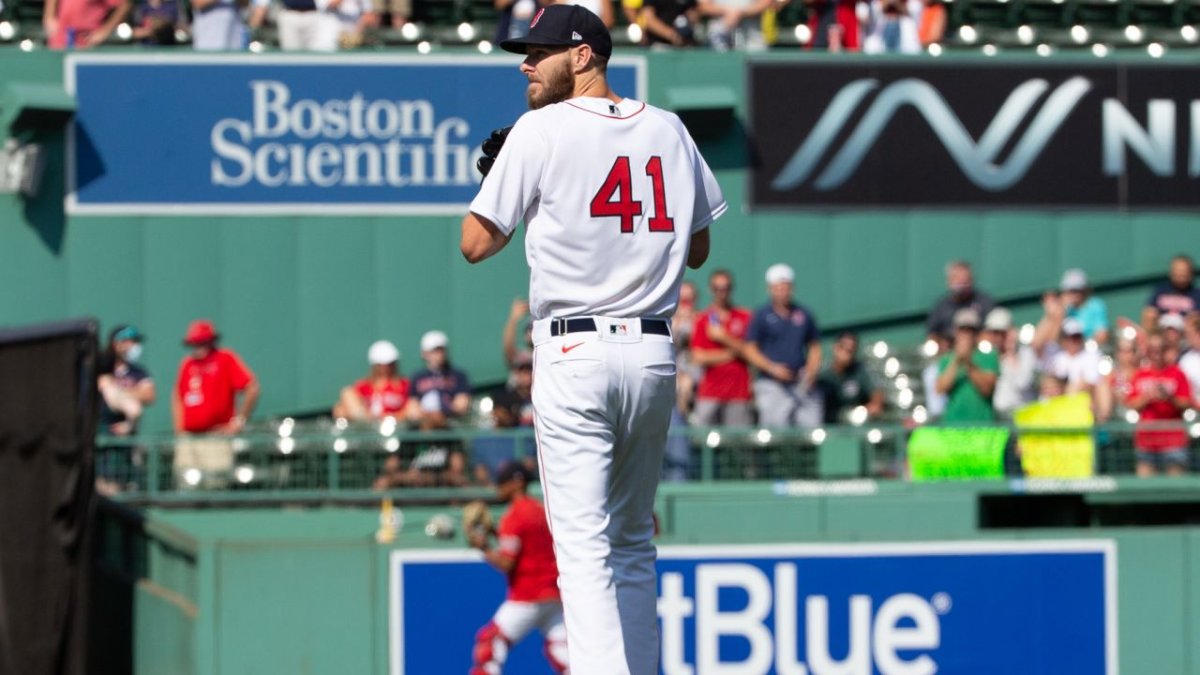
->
[1127, 335, 1193, 476]
[172, 320, 260, 488]
[468, 463, 567, 674]
[332, 340, 414, 422]
[689, 269, 754, 427]
[43, 0, 131, 48]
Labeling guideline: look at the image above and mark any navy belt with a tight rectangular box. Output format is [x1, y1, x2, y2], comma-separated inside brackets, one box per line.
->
[550, 317, 671, 337]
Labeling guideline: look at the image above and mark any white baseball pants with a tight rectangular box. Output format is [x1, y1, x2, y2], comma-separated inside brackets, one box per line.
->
[531, 317, 676, 675]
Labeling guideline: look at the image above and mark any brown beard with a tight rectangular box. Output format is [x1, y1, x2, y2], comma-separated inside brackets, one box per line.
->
[527, 57, 575, 110]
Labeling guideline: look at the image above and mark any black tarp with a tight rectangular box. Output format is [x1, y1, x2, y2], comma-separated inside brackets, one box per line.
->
[0, 320, 98, 675]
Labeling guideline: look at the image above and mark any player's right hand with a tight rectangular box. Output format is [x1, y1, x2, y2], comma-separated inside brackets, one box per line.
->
[476, 125, 514, 180]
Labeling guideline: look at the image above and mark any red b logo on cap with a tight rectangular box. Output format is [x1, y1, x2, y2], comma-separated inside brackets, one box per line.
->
[530, 7, 545, 27]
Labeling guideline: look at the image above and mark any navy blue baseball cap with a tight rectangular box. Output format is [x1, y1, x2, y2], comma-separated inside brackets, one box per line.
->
[495, 461, 531, 485]
[501, 4, 613, 59]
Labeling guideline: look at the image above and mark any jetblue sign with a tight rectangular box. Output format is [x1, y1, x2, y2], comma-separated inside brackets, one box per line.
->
[749, 61, 1200, 208]
[64, 55, 644, 215]
[390, 540, 1116, 674]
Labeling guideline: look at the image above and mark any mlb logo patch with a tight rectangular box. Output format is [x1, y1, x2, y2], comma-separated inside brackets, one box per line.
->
[609, 324, 629, 335]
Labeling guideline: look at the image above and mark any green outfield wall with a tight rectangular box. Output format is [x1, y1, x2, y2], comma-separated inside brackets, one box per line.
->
[3, 50, 1198, 434]
[93, 479, 1200, 674]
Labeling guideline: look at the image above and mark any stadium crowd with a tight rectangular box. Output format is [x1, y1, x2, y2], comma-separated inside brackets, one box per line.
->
[94, 253, 1200, 490]
[21, 0, 943, 53]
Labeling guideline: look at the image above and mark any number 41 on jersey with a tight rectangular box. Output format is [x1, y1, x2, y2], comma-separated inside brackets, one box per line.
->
[590, 156, 675, 234]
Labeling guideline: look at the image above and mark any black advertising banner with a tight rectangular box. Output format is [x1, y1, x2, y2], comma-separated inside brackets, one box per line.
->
[749, 61, 1200, 209]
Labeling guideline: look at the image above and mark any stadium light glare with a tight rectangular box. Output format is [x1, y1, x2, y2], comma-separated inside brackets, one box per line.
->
[479, 396, 494, 414]
[335, 416, 349, 431]
[1018, 323, 1036, 344]
[755, 428, 773, 444]
[19, 39, 34, 51]
[385, 437, 401, 452]
[116, 22, 133, 40]
[849, 406, 869, 426]
[1017, 25, 1034, 44]
[333, 438, 349, 454]
[627, 24, 644, 43]
[235, 466, 255, 484]
[400, 22, 420, 40]
[1184, 409, 1197, 422]
[922, 339, 940, 357]
[248, 40, 264, 53]
[478, 40, 493, 54]
[457, 22, 476, 41]
[898, 388, 914, 409]
[1070, 24, 1089, 43]
[1124, 409, 1140, 424]
[867, 428, 884, 444]
[1124, 25, 1143, 42]
[928, 42, 943, 56]
[894, 374, 910, 390]
[1147, 42, 1165, 57]
[1191, 423, 1200, 439]
[1098, 356, 1113, 376]
[184, 468, 202, 486]
[982, 43, 998, 56]
[810, 428, 827, 444]
[278, 437, 295, 455]
[1035, 43, 1053, 56]
[417, 40, 432, 54]
[958, 24, 978, 43]
[706, 430, 721, 448]
[1121, 325, 1137, 340]
[884, 357, 900, 378]
[979, 340, 994, 354]
[794, 24, 812, 43]
[0, 21, 14, 41]
[278, 417, 295, 438]
[912, 405, 929, 424]
[872, 341, 888, 359]
[1182, 25, 1198, 43]
[379, 417, 397, 436]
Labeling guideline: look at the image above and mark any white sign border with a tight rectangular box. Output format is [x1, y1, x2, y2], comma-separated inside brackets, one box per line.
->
[62, 53, 649, 216]
[389, 539, 1118, 675]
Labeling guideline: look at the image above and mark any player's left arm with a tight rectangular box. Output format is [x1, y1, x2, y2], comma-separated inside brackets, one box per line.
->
[461, 213, 513, 264]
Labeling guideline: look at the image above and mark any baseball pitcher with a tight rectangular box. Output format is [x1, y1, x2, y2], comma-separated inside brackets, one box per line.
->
[460, 5, 726, 673]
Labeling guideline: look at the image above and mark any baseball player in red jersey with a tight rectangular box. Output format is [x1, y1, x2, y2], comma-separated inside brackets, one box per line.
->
[460, 6, 726, 673]
[469, 463, 568, 674]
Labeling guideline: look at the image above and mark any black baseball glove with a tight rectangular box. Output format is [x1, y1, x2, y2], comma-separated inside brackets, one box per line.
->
[476, 126, 513, 181]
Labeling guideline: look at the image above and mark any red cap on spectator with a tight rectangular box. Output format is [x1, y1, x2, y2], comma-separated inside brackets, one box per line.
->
[183, 319, 219, 346]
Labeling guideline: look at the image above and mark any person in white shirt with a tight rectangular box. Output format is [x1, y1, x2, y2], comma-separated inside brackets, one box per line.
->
[459, 6, 725, 673]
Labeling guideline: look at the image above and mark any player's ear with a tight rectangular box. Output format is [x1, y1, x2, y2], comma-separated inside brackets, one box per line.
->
[573, 44, 594, 73]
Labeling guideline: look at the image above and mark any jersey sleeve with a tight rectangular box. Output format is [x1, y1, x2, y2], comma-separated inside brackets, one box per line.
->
[495, 511, 523, 559]
[468, 114, 549, 237]
[690, 312, 716, 350]
[225, 351, 255, 391]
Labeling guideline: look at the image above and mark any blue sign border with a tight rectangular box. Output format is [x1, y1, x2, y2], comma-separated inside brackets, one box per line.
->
[389, 540, 1117, 675]
[63, 54, 648, 216]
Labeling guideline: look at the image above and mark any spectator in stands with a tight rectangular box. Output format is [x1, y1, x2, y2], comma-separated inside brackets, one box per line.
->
[333, 340, 413, 422]
[916, 0, 945, 46]
[1050, 318, 1102, 397]
[926, 260, 996, 341]
[172, 320, 259, 487]
[1098, 338, 1140, 423]
[690, 269, 754, 427]
[410, 330, 471, 430]
[862, 0, 921, 54]
[921, 332, 950, 420]
[935, 308, 999, 423]
[742, 263, 824, 428]
[1127, 334, 1192, 476]
[1159, 313, 1186, 365]
[502, 297, 533, 369]
[494, 352, 535, 428]
[43, 0, 131, 48]
[557, 0, 614, 26]
[1178, 314, 1200, 405]
[131, 0, 180, 44]
[1060, 268, 1110, 345]
[267, 0, 352, 51]
[195, 0, 261, 49]
[702, 0, 771, 50]
[638, 0, 701, 46]
[983, 308, 1036, 419]
[806, 0, 860, 51]
[98, 325, 156, 437]
[817, 332, 884, 424]
[1142, 254, 1200, 334]
[374, 0, 408, 27]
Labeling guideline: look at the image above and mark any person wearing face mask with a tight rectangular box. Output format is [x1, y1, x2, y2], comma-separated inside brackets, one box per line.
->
[925, 260, 996, 343]
[98, 324, 156, 437]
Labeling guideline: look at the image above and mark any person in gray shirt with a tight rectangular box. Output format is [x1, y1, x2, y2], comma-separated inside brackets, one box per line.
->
[983, 307, 1037, 418]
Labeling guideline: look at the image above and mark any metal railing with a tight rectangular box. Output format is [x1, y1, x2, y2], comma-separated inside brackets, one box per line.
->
[93, 418, 1200, 501]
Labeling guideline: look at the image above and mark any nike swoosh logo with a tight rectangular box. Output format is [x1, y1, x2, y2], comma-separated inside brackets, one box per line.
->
[561, 342, 586, 354]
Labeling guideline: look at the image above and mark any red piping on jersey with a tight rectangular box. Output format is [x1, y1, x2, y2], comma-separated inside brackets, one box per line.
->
[564, 101, 647, 120]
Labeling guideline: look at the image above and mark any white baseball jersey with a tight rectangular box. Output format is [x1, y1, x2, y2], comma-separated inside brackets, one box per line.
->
[469, 96, 727, 321]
